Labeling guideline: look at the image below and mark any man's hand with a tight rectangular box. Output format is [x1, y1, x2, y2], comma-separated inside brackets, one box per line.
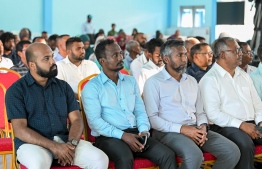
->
[180, 126, 207, 146]
[50, 142, 76, 166]
[138, 132, 149, 138]
[240, 122, 261, 139]
[121, 132, 144, 152]
[197, 124, 208, 146]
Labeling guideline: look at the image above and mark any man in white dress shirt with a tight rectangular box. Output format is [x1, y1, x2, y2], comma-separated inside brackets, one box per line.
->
[143, 40, 240, 169]
[138, 38, 164, 94]
[130, 33, 148, 81]
[56, 37, 100, 97]
[199, 37, 262, 169]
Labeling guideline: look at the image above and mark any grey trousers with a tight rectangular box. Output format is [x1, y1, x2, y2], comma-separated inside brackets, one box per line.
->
[153, 130, 240, 169]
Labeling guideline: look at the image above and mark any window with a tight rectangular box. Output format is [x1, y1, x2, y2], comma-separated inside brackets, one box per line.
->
[180, 6, 205, 27]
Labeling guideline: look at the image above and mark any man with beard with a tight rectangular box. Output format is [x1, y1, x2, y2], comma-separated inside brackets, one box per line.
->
[199, 37, 262, 169]
[186, 43, 213, 83]
[143, 40, 240, 169]
[238, 42, 257, 74]
[138, 38, 164, 94]
[130, 32, 148, 82]
[5, 43, 108, 169]
[0, 32, 20, 65]
[56, 37, 100, 98]
[81, 39, 177, 169]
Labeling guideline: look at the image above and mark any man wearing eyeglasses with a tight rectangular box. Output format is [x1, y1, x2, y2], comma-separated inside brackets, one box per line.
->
[144, 40, 240, 169]
[199, 37, 262, 169]
[186, 43, 213, 82]
[238, 42, 257, 74]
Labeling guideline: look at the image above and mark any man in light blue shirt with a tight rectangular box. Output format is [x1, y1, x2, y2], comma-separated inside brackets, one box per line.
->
[143, 40, 240, 169]
[251, 45, 262, 100]
[81, 39, 176, 169]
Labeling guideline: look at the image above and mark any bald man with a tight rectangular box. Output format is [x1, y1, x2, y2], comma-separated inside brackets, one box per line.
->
[6, 43, 108, 169]
[185, 37, 200, 67]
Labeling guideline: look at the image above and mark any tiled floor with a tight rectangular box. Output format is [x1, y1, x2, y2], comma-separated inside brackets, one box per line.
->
[0, 155, 12, 169]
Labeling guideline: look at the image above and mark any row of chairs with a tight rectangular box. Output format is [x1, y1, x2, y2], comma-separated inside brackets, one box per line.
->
[0, 67, 262, 168]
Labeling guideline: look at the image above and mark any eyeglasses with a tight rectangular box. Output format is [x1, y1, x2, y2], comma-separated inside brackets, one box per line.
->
[196, 51, 213, 56]
[222, 48, 242, 55]
[242, 51, 254, 55]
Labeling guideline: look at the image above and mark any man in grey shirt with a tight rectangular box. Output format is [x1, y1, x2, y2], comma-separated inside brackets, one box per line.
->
[143, 40, 240, 169]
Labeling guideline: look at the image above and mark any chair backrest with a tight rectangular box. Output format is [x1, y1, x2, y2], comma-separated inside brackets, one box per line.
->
[0, 68, 21, 89]
[77, 74, 98, 142]
[120, 68, 130, 75]
[0, 83, 10, 136]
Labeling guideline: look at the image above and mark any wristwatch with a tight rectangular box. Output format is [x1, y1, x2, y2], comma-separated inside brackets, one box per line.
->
[68, 139, 78, 146]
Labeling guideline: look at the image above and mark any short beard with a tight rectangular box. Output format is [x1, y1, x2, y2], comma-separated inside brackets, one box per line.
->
[36, 63, 58, 78]
[173, 66, 186, 74]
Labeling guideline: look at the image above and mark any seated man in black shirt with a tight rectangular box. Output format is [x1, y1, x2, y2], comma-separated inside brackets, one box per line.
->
[6, 43, 108, 169]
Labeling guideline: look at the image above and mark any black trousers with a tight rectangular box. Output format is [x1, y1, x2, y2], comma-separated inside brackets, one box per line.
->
[210, 122, 262, 169]
[94, 128, 176, 169]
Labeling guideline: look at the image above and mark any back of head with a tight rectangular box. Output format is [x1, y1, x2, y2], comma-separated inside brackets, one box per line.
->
[194, 36, 206, 42]
[32, 37, 45, 43]
[0, 32, 15, 44]
[16, 40, 31, 54]
[190, 42, 210, 59]
[125, 40, 138, 53]
[66, 37, 82, 50]
[185, 38, 200, 47]
[213, 37, 235, 59]
[95, 39, 115, 62]
[160, 40, 184, 58]
[145, 38, 164, 53]
[218, 32, 230, 39]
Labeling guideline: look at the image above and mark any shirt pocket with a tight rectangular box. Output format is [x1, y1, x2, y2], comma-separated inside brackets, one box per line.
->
[126, 94, 136, 112]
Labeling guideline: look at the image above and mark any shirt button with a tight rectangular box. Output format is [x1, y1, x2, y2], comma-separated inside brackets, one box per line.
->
[123, 109, 125, 111]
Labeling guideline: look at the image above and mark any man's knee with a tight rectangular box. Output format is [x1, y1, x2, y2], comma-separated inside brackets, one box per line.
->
[17, 144, 52, 169]
[182, 147, 203, 163]
[234, 135, 255, 153]
[217, 140, 241, 164]
[74, 141, 109, 168]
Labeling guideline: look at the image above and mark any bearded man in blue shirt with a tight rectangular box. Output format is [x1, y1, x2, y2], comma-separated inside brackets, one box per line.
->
[81, 39, 176, 169]
[6, 43, 108, 169]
